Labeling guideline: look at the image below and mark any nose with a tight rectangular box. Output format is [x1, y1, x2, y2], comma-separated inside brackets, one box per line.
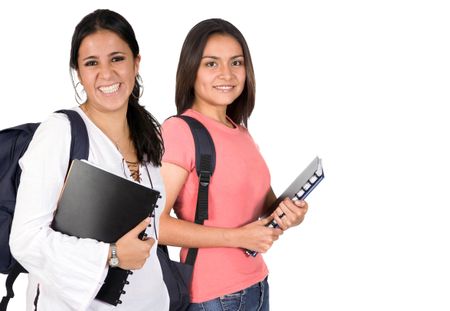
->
[219, 64, 233, 79]
[99, 63, 113, 79]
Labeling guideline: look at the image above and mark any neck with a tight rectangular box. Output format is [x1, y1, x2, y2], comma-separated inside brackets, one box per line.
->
[81, 103, 130, 149]
[191, 103, 233, 128]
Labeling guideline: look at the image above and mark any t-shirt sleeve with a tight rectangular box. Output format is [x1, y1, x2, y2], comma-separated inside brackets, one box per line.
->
[161, 116, 196, 172]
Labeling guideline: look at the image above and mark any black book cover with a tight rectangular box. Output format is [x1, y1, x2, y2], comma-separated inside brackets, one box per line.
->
[51, 159, 160, 305]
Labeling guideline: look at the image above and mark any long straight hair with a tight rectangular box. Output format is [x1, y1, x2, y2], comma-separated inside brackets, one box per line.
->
[175, 18, 256, 127]
[69, 9, 163, 165]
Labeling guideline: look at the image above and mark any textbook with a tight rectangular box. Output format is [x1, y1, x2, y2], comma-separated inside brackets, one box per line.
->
[52, 159, 160, 305]
[266, 156, 324, 216]
[246, 156, 324, 257]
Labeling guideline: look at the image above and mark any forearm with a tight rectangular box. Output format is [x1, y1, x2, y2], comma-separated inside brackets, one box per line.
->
[11, 221, 109, 308]
[159, 162, 277, 251]
[159, 215, 242, 249]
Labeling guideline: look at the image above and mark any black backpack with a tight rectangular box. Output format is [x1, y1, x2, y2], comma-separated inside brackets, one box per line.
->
[157, 115, 216, 311]
[0, 110, 89, 310]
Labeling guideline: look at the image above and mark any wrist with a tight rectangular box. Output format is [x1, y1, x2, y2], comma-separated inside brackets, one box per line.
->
[222, 227, 242, 248]
[108, 243, 120, 267]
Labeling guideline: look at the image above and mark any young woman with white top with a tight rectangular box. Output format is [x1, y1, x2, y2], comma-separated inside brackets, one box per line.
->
[10, 9, 169, 310]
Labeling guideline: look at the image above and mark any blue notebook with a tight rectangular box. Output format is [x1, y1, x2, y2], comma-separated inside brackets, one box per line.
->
[246, 156, 324, 257]
[268, 156, 324, 213]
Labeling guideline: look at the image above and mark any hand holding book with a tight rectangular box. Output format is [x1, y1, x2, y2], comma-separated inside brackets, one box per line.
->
[245, 156, 324, 257]
[113, 217, 155, 270]
[270, 198, 308, 231]
[52, 159, 161, 305]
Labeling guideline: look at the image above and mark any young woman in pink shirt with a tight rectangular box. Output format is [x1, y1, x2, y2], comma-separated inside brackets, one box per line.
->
[159, 18, 309, 310]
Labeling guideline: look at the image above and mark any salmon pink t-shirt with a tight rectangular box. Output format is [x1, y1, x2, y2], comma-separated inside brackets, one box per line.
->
[161, 109, 271, 303]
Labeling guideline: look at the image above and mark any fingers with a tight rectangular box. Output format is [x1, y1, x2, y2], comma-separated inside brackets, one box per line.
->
[258, 227, 283, 253]
[115, 218, 155, 270]
[272, 200, 293, 230]
[273, 199, 308, 230]
[259, 217, 274, 226]
[295, 199, 308, 211]
[116, 237, 155, 270]
[242, 218, 284, 253]
[136, 237, 156, 257]
[128, 217, 151, 237]
[146, 237, 156, 248]
[271, 228, 283, 240]
[273, 212, 288, 230]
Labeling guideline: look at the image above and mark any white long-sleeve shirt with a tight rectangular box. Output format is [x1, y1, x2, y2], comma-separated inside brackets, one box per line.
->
[10, 107, 169, 310]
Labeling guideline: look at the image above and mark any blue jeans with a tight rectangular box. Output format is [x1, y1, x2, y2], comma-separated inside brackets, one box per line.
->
[187, 277, 269, 311]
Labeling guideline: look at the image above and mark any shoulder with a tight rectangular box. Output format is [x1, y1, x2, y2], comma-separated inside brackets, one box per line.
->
[20, 111, 74, 172]
[33, 111, 72, 142]
[161, 116, 195, 146]
[161, 115, 191, 132]
[45, 111, 71, 125]
[27, 109, 87, 154]
[161, 116, 196, 171]
[40, 109, 85, 132]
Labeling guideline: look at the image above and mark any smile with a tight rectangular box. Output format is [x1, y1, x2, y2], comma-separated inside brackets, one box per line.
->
[213, 85, 234, 91]
[99, 83, 120, 94]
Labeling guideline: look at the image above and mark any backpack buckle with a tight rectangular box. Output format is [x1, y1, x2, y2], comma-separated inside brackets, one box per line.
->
[199, 171, 211, 187]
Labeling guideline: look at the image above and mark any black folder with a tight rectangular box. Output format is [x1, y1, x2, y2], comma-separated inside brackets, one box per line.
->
[51, 159, 160, 305]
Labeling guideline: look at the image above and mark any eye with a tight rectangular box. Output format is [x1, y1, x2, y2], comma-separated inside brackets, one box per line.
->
[84, 60, 97, 67]
[112, 55, 125, 62]
[231, 59, 244, 66]
[205, 61, 217, 68]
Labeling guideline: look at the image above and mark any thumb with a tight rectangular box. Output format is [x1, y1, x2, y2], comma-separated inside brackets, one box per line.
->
[128, 217, 151, 237]
[259, 217, 273, 226]
[146, 237, 156, 247]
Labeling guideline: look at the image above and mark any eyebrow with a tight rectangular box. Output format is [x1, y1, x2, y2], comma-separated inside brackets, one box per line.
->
[201, 54, 244, 60]
[81, 51, 125, 62]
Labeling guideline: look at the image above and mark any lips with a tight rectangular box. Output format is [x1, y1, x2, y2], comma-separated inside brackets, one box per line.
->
[213, 85, 234, 91]
[99, 83, 120, 94]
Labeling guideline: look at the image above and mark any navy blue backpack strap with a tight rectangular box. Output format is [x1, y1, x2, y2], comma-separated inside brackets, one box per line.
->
[175, 115, 216, 266]
[56, 109, 89, 161]
[0, 264, 26, 310]
[0, 110, 89, 311]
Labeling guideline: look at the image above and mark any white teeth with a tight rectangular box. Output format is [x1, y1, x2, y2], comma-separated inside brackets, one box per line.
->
[214, 85, 233, 91]
[99, 83, 120, 94]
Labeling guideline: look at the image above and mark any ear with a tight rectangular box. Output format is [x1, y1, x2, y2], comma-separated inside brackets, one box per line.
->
[134, 54, 141, 75]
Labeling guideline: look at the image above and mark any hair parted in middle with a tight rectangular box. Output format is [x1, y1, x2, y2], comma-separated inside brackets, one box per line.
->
[69, 9, 163, 165]
[175, 18, 256, 127]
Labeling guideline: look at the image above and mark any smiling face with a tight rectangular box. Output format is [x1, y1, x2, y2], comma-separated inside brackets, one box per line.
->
[77, 29, 140, 113]
[192, 34, 246, 112]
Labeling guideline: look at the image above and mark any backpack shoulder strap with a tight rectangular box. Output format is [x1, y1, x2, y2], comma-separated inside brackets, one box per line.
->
[174, 115, 216, 266]
[0, 264, 26, 310]
[56, 109, 89, 161]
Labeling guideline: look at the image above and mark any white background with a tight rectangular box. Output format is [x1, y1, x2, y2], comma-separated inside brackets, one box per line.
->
[1, 0, 450, 310]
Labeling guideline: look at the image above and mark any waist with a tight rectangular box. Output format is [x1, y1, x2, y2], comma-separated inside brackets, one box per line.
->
[185, 247, 269, 303]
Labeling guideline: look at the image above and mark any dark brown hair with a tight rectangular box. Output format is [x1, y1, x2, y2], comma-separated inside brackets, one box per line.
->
[175, 18, 256, 127]
[69, 9, 163, 165]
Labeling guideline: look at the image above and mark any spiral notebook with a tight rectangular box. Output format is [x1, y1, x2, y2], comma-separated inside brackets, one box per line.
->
[267, 156, 324, 215]
[52, 159, 160, 305]
[246, 156, 324, 257]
